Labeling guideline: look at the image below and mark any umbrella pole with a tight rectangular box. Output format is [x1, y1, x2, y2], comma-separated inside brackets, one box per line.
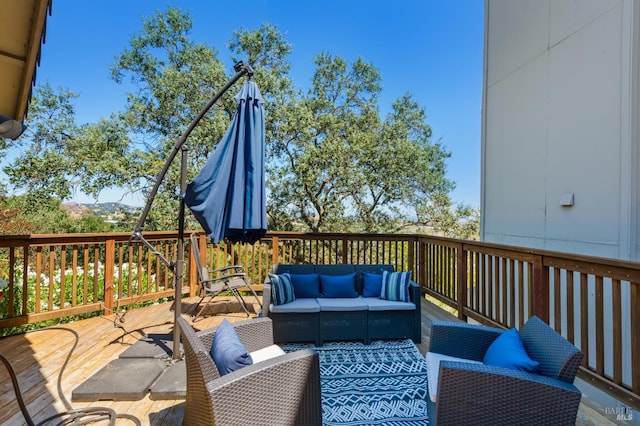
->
[173, 145, 188, 359]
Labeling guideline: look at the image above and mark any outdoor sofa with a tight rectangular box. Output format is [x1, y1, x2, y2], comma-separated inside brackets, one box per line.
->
[426, 316, 583, 426]
[262, 264, 422, 345]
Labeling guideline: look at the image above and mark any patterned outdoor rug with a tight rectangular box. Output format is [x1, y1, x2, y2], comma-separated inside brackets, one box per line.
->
[282, 339, 428, 426]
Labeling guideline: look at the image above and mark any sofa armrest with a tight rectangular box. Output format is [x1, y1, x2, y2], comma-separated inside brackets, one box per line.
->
[208, 349, 322, 426]
[262, 281, 272, 318]
[408, 281, 421, 303]
[434, 361, 582, 426]
[429, 321, 503, 361]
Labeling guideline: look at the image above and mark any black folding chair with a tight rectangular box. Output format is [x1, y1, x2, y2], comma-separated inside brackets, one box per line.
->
[189, 233, 260, 320]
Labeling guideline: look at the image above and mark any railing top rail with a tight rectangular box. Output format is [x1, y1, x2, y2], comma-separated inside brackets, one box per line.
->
[2, 230, 640, 272]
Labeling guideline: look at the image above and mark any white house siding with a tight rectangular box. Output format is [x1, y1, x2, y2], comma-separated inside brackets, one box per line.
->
[481, 0, 640, 260]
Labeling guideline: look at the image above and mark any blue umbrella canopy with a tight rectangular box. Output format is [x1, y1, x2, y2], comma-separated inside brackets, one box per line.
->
[183, 80, 267, 244]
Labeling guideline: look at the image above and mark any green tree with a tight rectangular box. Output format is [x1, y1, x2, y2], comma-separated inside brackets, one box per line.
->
[0, 204, 32, 235]
[110, 7, 234, 231]
[1, 195, 71, 234]
[3, 83, 136, 205]
[265, 52, 455, 233]
[416, 193, 480, 240]
[3, 6, 475, 237]
[4, 84, 81, 201]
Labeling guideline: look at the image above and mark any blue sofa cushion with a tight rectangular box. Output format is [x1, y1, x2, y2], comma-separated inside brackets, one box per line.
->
[364, 297, 415, 311]
[380, 270, 412, 302]
[270, 298, 321, 313]
[210, 319, 253, 375]
[317, 297, 368, 311]
[320, 273, 357, 298]
[483, 328, 540, 373]
[269, 273, 295, 305]
[289, 273, 321, 298]
[362, 272, 383, 297]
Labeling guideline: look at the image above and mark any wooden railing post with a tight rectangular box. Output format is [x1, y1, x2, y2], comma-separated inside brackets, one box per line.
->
[187, 236, 197, 297]
[407, 237, 415, 276]
[418, 237, 426, 288]
[342, 237, 349, 264]
[21, 242, 28, 316]
[271, 236, 279, 266]
[457, 243, 467, 321]
[103, 238, 115, 315]
[530, 254, 549, 323]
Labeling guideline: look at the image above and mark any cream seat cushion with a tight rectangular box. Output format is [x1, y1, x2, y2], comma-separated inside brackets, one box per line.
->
[250, 344, 286, 364]
[426, 352, 483, 402]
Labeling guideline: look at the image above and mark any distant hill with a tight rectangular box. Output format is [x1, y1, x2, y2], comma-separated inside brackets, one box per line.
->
[61, 202, 141, 217]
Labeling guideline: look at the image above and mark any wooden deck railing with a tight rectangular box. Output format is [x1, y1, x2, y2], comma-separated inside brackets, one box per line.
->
[1, 230, 639, 409]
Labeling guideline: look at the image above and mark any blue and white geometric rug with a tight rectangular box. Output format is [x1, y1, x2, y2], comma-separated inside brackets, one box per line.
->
[282, 339, 429, 426]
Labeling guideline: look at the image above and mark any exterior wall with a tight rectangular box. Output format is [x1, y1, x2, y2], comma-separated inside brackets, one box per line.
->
[481, 0, 640, 260]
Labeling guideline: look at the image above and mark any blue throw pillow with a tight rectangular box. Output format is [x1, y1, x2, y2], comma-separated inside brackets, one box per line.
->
[289, 273, 321, 298]
[319, 273, 357, 298]
[483, 328, 540, 373]
[380, 270, 412, 302]
[269, 273, 295, 305]
[210, 319, 253, 376]
[362, 272, 383, 297]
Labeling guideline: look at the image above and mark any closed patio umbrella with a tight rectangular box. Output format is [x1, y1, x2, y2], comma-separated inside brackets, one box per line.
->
[183, 79, 267, 244]
[132, 62, 261, 359]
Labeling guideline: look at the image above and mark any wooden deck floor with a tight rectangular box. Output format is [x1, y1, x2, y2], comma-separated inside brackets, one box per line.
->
[0, 296, 619, 425]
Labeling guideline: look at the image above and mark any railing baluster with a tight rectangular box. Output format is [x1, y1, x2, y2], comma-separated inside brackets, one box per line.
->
[35, 246, 42, 314]
[596, 275, 604, 376]
[554, 267, 561, 331]
[72, 245, 78, 307]
[612, 278, 622, 385]
[48, 247, 54, 311]
[104, 239, 115, 315]
[60, 248, 66, 309]
[580, 272, 589, 368]
[8, 247, 15, 317]
[632, 281, 640, 394]
[566, 270, 575, 343]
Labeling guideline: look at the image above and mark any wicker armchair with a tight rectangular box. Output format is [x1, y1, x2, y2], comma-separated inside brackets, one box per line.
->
[426, 316, 583, 426]
[177, 316, 322, 426]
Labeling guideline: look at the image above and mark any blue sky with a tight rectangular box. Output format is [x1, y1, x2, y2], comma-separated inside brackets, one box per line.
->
[27, 0, 484, 207]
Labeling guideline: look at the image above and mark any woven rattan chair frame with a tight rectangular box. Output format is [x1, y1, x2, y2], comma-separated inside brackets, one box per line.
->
[426, 316, 584, 426]
[177, 316, 322, 426]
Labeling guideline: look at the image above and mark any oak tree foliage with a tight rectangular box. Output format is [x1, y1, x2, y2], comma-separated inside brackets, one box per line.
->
[1, 7, 478, 237]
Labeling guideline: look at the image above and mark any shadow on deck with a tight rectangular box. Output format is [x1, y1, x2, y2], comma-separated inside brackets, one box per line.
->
[0, 296, 628, 425]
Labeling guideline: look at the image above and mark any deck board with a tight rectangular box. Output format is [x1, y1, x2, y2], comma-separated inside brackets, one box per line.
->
[0, 296, 618, 425]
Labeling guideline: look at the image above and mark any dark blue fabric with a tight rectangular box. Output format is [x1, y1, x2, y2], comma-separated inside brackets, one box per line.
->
[362, 272, 383, 297]
[210, 319, 253, 375]
[184, 80, 267, 244]
[320, 273, 357, 298]
[289, 273, 321, 298]
[483, 328, 540, 372]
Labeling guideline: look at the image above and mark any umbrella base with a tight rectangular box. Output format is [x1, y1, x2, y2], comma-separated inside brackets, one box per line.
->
[72, 358, 167, 401]
[72, 334, 186, 401]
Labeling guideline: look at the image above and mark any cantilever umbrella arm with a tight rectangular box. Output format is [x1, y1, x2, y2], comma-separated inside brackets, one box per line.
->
[130, 61, 254, 360]
[132, 61, 254, 239]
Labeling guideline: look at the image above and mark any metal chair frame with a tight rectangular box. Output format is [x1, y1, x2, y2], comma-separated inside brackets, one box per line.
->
[189, 233, 260, 320]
